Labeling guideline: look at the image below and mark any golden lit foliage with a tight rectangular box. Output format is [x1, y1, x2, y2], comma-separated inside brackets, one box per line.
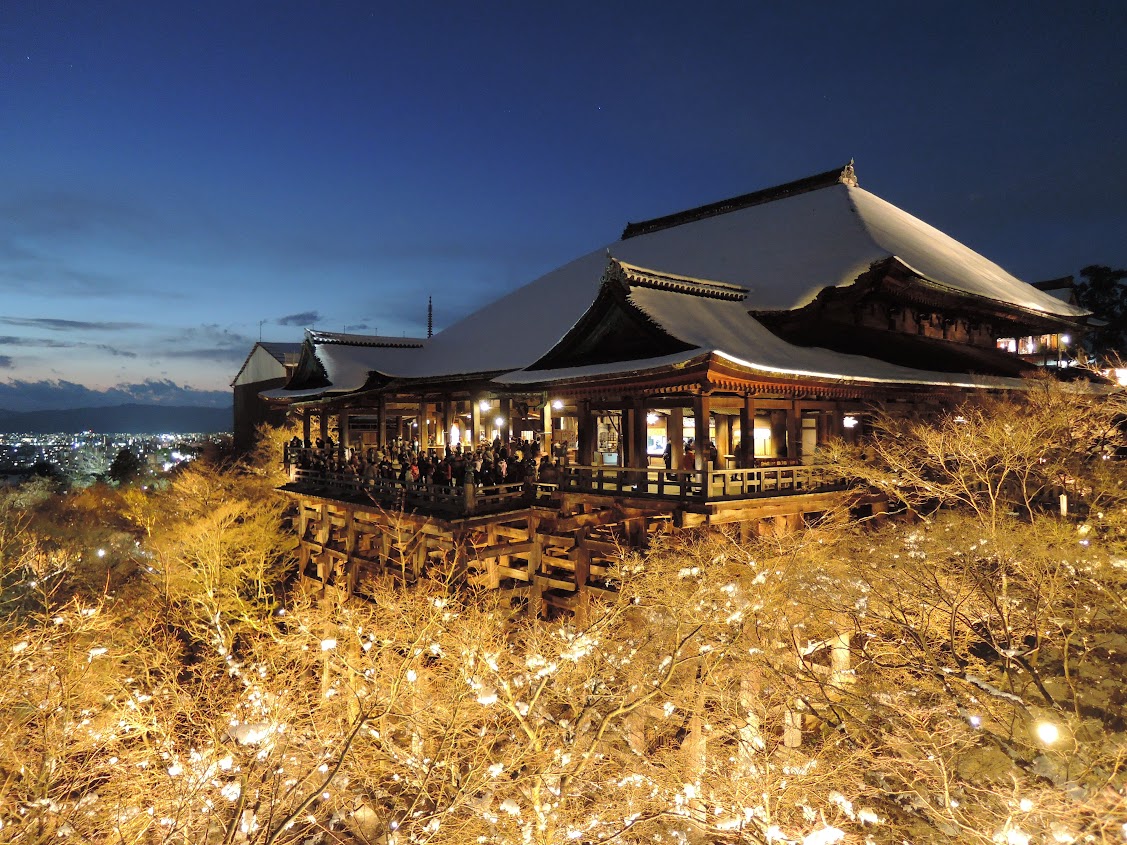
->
[0, 389, 1125, 843]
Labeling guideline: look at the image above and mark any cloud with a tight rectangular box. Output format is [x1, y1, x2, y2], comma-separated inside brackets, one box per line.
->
[152, 324, 256, 365]
[0, 336, 74, 348]
[93, 344, 138, 358]
[0, 317, 146, 331]
[0, 335, 138, 358]
[277, 311, 321, 326]
[0, 378, 231, 412]
[0, 356, 12, 370]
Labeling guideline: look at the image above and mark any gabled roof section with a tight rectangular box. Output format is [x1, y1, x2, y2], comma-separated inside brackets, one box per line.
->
[526, 260, 701, 371]
[620, 164, 853, 240]
[231, 341, 302, 387]
[263, 330, 428, 401]
[257, 341, 303, 364]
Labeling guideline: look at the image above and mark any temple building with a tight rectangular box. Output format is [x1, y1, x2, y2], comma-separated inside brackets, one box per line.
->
[231, 341, 303, 453]
[260, 164, 1089, 611]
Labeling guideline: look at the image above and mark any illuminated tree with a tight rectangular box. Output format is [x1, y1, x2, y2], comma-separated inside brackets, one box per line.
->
[1, 394, 1125, 844]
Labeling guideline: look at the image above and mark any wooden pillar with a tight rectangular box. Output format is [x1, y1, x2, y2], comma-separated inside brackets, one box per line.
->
[541, 401, 552, 452]
[767, 410, 784, 459]
[786, 400, 799, 461]
[417, 398, 428, 450]
[485, 525, 500, 589]
[344, 511, 358, 595]
[499, 397, 512, 444]
[302, 410, 311, 444]
[693, 394, 711, 471]
[577, 400, 595, 465]
[339, 411, 351, 453]
[527, 515, 543, 618]
[740, 394, 755, 468]
[441, 397, 452, 449]
[574, 528, 590, 624]
[630, 398, 648, 469]
[471, 397, 483, 447]
[668, 407, 684, 469]
[377, 395, 388, 449]
[716, 412, 730, 469]
[318, 411, 329, 443]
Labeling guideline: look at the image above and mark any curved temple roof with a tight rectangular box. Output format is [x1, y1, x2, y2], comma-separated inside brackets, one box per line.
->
[265, 166, 1088, 400]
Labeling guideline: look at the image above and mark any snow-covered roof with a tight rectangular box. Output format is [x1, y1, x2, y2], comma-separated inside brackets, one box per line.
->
[258, 341, 303, 364]
[403, 169, 1083, 379]
[499, 261, 1030, 390]
[267, 166, 1088, 399]
[232, 341, 303, 387]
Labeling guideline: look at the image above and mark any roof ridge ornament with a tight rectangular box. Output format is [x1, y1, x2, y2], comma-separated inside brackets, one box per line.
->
[839, 158, 858, 187]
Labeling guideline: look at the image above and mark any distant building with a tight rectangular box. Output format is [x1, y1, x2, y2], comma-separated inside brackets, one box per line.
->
[231, 341, 302, 452]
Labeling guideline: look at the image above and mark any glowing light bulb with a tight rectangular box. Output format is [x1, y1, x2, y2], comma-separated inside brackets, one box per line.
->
[1035, 721, 1059, 744]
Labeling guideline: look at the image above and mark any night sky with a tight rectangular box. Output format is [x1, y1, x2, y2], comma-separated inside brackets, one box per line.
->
[1, 2, 1124, 411]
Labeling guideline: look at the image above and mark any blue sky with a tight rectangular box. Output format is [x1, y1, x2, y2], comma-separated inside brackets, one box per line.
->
[1, 1, 1125, 410]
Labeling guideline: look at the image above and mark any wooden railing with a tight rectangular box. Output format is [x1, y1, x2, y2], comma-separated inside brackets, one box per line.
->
[286, 458, 847, 513]
[289, 467, 543, 516]
[558, 463, 847, 500]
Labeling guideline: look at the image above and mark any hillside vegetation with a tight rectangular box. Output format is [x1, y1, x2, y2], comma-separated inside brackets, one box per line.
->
[0, 393, 1124, 844]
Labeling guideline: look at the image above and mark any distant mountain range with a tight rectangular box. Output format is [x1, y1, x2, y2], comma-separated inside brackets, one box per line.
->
[0, 404, 232, 434]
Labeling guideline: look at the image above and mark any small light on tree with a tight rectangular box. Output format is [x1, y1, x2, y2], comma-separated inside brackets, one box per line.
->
[1035, 722, 1060, 745]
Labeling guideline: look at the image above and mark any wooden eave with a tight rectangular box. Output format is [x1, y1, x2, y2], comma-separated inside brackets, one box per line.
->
[753, 257, 1086, 334]
[502, 351, 964, 404]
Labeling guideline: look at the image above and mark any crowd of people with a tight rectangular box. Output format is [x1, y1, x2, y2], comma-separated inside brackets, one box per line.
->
[287, 435, 565, 490]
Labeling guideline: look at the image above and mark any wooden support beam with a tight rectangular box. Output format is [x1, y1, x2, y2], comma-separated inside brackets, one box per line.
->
[378, 395, 388, 449]
[786, 400, 799, 461]
[739, 394, 755, 468]
[471, 540, 538, 560]
[441, 397, 452, 449]
[470, 397, 482, 447]
[577, 400, 595, 465]
[630, 397, 647, 470]
[693, 393, 711, 472]
[484, 525, 500, 589]
[668, 407, 684, 472]
[527, 514, 543, 618]
[573, 528, 591, 625]
[499, 397, 512, 443]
